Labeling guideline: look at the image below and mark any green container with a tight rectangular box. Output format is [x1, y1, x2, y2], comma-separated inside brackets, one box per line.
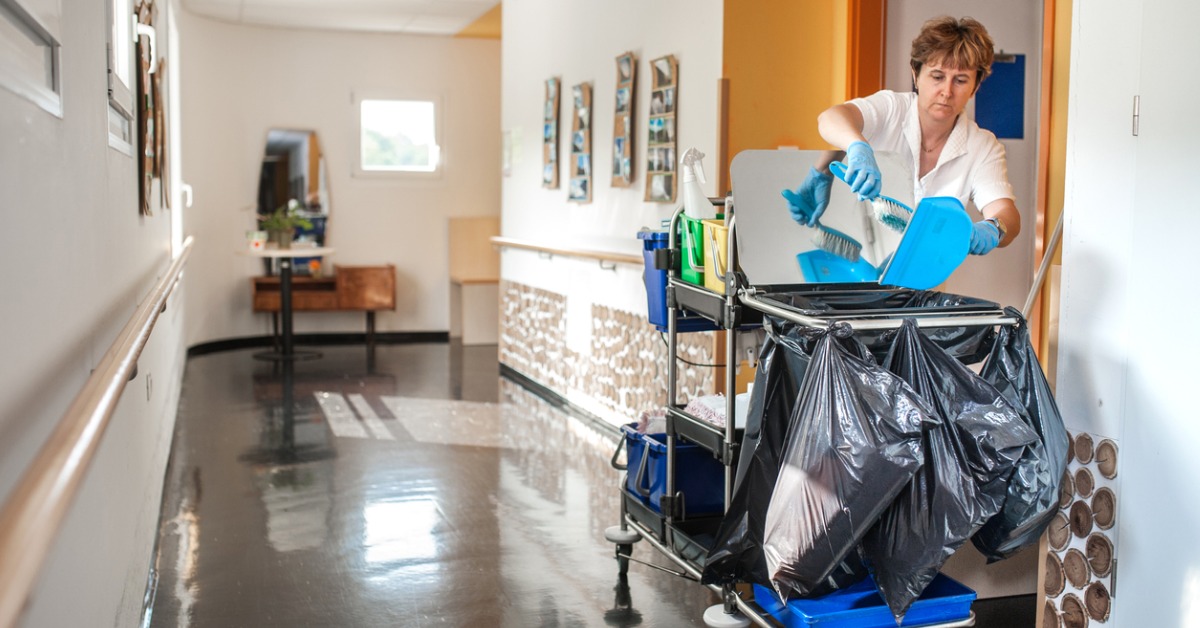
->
[678, 214, 706, 285]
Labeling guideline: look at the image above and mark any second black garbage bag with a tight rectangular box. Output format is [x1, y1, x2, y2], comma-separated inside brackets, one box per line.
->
[761, 322, 936, 600]
[863, 318, 1038, 623]
[972, 306, 1070, 561]
[702, 318, 872, 591]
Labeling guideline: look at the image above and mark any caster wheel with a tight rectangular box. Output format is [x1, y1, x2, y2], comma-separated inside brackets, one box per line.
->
[605, 525, 641, 545]
[616, 544, 633, 575]
[703, 603, 751, 628]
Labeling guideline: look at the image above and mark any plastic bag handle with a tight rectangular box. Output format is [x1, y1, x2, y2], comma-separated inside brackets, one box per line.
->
[707, 225, 727, 280]
[681, 222, 705, 272]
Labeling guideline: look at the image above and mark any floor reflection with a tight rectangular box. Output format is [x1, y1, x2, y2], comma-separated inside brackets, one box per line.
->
[151, 343, 713, 627]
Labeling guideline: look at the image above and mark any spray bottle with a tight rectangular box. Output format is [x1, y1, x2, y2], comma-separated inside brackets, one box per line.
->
[680, 148, 717, 220]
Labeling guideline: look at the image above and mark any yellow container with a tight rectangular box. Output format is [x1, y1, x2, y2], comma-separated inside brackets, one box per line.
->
[702, 219, 729, 294]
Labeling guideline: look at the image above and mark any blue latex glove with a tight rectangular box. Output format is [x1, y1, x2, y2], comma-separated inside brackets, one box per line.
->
[844, 141, 882, 200]
[781, 167, 833, 226]
[970, 220, 1001, 255]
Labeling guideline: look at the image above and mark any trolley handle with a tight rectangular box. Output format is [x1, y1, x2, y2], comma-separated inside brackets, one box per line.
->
[632, 441, 652, 498]
[739, 290, 1019, 331]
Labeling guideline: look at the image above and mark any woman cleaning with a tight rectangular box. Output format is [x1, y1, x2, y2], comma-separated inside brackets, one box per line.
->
[786, 15, 1020, 256]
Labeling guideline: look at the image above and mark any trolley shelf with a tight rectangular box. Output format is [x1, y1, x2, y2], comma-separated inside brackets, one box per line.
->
[667, 406, 740, 465]
[622, 489, 722, 571]
[670, 278, 763, 329]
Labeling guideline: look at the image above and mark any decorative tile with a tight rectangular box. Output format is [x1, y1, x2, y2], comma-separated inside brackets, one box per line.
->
[499, 280, 716, 426]
[1046, 431, 1119, 626]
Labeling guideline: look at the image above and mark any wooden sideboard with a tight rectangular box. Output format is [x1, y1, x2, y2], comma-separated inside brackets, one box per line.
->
[252, 264, 396, 348]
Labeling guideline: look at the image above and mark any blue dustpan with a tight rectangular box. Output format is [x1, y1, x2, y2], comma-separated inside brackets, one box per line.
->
[879, 196, 972, 290]
[797, 249, 879, 283]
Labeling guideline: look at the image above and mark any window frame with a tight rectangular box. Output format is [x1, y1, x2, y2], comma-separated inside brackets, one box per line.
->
[0, 0, 63, 117]
[352, 91, 444, 180]
[106, 0, 135, 153]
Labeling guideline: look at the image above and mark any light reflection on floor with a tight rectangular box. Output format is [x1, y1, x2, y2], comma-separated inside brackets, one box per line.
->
[150, 344, 715, 628]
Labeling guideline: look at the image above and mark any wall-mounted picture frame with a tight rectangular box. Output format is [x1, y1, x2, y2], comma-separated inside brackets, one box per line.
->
[568, 82, 592, 203]
[612, 52, 636, 188]
[543, 77, 561, 188]
[645, 55, 678, 203]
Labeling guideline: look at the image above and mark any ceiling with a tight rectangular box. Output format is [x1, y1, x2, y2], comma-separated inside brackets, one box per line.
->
[182, 0, 501, 36]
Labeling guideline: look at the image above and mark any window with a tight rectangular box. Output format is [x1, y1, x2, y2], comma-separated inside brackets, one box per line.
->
[0, 0, 62, 116]
[357, 97, 441, 175]
[107, 0, 134, 151]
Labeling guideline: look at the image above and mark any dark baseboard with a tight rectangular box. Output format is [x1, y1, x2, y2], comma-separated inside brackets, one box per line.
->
[187, 332, 450, 357]
[499, 363, 621, 439]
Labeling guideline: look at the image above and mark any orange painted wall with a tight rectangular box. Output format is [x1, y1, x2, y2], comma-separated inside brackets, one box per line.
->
[722, 0, 848, 181]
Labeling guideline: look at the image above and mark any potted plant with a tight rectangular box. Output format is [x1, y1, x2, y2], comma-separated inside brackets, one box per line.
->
[259, 199, 314, 249]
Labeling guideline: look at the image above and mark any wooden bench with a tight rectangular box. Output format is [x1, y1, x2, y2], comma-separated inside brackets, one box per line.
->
[252, 264, 396, 350]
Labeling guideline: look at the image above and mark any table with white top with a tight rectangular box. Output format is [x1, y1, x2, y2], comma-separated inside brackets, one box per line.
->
[241, 246, 335, 360]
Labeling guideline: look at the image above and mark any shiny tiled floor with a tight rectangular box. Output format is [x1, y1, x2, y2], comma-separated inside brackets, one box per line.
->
[150, 343, 714, 627]
[150, 342, 1033, 628]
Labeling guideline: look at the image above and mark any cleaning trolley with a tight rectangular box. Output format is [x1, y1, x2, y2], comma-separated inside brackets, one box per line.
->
[607, 149, 1068, 628]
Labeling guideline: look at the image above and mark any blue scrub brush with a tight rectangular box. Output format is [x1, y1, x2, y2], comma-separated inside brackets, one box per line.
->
[781, 188, 863, 263]
[829, 161, 913, 233]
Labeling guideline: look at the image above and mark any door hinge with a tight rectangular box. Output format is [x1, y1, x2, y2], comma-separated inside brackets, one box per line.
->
[1132, 95, 1140, 136]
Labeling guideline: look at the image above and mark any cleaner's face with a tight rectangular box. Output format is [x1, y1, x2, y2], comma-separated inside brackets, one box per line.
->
[912, 60, 978, 124]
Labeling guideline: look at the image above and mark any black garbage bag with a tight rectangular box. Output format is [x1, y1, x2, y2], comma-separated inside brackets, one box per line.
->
[863, 318, 1038, 623]
[702, 317, 872, 591]
[972, 307, 1070, 561]
[762, 322, 935, 600]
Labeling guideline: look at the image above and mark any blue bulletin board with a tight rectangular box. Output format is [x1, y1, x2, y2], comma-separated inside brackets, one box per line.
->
[974, 53, 1025, 139]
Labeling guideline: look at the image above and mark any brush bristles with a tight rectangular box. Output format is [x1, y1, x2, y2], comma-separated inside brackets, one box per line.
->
[871, 197, 913, 233]
[812, 227, 862, 263]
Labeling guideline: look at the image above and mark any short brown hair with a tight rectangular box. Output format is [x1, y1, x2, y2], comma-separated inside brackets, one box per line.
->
[910, 16, 995, 84]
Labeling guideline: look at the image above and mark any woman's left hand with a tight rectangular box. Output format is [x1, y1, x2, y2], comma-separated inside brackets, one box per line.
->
[969, 220, 1000, 255]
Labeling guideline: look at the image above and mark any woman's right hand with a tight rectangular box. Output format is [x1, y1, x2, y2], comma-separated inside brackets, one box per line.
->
[844, 141, 882, 200]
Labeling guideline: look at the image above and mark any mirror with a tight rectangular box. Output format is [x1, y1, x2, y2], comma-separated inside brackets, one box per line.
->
[258, 128, 331, 250]
[730, 149, 915, 286]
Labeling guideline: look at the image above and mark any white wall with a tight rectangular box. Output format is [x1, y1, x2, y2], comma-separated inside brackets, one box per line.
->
[1060, 0, 1200, 624]
[500, 0, 724, 314]
[176, 14, 501, 346]
[886, 3, 1041, 310]
[0, 0, 186, 625]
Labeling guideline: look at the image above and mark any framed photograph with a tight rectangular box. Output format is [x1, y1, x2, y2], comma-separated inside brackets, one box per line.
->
[645, 55, 678, 203]
[569, 176, 589, 202]
[543, 77, 561, 189]
[569, 81, 592, 203]
[612, 52, 637, 188]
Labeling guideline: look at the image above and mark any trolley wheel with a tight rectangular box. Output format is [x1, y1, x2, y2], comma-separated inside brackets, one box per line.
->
[604, 525, 641, 545]
[703, 604, 751, 628]
[615, 544, 633, 575]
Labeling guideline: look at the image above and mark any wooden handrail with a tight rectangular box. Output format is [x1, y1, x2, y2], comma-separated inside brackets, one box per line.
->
[0, 236, 194, 628]
[490, 236, 642, 267]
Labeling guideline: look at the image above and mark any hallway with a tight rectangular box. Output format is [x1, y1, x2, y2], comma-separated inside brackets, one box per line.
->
[149, 343, 713, 627]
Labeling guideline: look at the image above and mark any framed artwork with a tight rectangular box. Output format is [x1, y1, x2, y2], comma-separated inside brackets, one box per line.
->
[542, 77, 561, 188]
[611, 52, 636, 188]
[568, 82, 592, 203]
[135, 0, 157, 216]
[645, 55, 677, 203]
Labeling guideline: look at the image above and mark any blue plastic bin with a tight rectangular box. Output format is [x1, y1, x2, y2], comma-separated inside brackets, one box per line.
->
[621, 423, 724, 516]
[753, 573, 976, 628]
[638, 229, 720, 333]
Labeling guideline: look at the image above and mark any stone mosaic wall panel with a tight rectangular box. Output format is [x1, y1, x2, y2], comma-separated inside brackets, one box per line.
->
[499, 281, 568, 392]
[1044, 431, 1119, 628]
[499, 280, 716, 426]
